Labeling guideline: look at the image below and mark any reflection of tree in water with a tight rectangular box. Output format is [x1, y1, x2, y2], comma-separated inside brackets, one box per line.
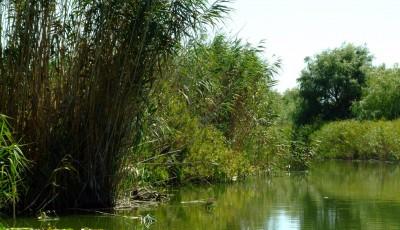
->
[298, 161, 400, 230]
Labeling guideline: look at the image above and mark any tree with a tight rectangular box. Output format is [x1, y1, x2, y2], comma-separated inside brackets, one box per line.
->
[352, 65, 400, 120]
[296, 44, 372, 124]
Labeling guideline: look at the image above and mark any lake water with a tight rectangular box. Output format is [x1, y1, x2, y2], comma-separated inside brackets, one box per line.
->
[2, 161, 400, 230]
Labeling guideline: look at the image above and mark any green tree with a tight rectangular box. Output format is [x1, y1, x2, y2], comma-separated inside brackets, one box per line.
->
[296, 44, 372, 124]
[352, 65, 400, 120]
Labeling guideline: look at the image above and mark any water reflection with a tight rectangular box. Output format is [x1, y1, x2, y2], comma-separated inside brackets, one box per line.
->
[2, 161, 400, 229]
[265, 210, 299, 230]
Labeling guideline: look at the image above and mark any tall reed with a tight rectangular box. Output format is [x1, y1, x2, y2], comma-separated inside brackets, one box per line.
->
[0, 114, 29, 218]
[0, 0, 229, 211]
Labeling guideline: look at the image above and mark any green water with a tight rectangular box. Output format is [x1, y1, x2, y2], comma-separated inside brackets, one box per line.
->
[2, 161, 400, 230]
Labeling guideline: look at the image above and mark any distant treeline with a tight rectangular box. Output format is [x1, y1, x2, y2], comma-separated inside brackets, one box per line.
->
[282, 44, 400, 162]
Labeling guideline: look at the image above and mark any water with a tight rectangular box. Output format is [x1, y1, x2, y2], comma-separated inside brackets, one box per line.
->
[2, 161, 400, 230]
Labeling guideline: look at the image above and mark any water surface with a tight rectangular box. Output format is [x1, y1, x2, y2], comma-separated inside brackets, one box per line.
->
[2, 161, 400, 230]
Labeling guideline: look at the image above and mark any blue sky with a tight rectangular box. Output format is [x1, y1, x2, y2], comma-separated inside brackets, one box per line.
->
[217, 0, 400, 92]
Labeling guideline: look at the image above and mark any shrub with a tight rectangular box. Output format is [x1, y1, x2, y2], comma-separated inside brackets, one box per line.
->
[120, 35, 287, 189]
[310, 119, 400, 160]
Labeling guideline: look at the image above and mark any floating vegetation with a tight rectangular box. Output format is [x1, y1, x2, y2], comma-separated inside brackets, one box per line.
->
[130, 187, 169, 202]
[37, 211, 59, 222]
[116, 187, 169, 210]
[140, 214, 156, 229]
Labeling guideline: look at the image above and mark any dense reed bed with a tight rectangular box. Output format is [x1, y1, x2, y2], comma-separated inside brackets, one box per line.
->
[0, 0, 228, 212]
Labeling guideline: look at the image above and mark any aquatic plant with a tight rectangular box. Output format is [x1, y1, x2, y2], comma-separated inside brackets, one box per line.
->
[0, 115, 29, 218]
[0, 0, 230, 210]
[120, 34, 287, 190]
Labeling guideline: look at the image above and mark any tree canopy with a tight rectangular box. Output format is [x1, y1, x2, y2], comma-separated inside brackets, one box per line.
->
[352, 65, 400, 120]
[296, 44, 372, 124]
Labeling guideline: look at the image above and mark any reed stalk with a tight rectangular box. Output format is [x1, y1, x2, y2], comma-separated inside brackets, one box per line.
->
[0, 0, 229, 211]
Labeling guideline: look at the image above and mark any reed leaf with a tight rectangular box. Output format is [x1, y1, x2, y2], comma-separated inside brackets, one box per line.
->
[0, 114, 29, 218]
[0, 0, 230, 211]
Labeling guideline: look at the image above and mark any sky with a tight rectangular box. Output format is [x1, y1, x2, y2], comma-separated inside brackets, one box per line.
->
[216, 0, 400, 92]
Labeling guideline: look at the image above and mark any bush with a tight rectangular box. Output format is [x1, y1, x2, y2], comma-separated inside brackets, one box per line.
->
[121, 85, 252, 189]
[352, 66, 400, 120]
[310, 119, 400, 160]
[120, 35, 288, 189]
[184, 125, 251, 181]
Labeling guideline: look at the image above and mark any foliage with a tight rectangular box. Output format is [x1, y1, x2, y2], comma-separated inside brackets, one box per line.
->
[119, 34, 287, 191]
[0, 115, 29, 218]
[310, 119, 400, 160]
[296, 44, 372, 124]
[279, 88, 302, 123]
[181, 35, 285, 169]
[0, 0, 229, 210]
[120, 75, 251, 190]
[275, 90, 318, 170]
[177, 35, 281, 140]
[352, 65, 400, 120]
[178, 35, 284, 172]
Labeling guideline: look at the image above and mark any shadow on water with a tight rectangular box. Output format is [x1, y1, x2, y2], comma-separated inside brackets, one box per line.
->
[2, 161, 400, 230]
